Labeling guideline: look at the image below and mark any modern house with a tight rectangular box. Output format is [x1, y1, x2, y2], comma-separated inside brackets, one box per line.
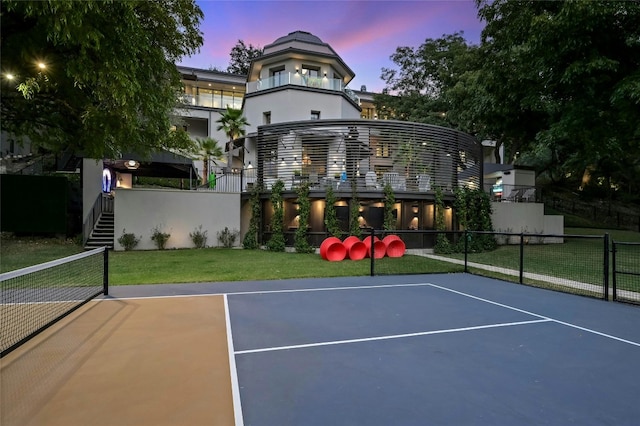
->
[77, 30, 556, 250]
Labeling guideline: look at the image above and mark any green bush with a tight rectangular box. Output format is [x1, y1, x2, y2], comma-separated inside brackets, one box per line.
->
[217, 227, 239, 248]
[117, 229, 140, 251]
[189, 225, 208, 248]
[267, 180, 286, 251]
[150, 226, 171, 250]
[243, 183, 262, 249]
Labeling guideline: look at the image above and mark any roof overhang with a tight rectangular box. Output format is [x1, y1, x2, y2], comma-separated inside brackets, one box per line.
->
[104, 151, 197, 179]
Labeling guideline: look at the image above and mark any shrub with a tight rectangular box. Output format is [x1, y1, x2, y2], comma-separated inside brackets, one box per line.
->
[266, 180, 286, 251]
[117, 229, 140, 251]
[243, 183, 262, 249]
[324, 185, 341, 238]
[150, 226, 171, 250]
[383, 183, 396, 231]
[217, 227, 239, 248]
[294, 183, 314, 253]
[189, 225, 208, 248]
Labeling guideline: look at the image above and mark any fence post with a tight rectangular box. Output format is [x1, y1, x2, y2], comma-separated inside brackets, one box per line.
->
[464, 230, 469, 273]
[611, 240, 617, 302]
[603, 233, 609, 301]
[370, 227, 375, 277]
[519, 232, 524, 284]
[103, 247, 109, 296]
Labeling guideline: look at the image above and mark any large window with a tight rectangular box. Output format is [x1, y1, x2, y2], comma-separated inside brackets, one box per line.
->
[271, 66, 286, 86]
[302, 65, 320, 78]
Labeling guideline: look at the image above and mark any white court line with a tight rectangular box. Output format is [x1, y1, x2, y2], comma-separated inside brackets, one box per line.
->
[235, 319, 551, 355]
[98, 282, 433, 301]
[104, 281, 640, 349]
[224, 294, 244, 426]
[427, 283, 640, 348]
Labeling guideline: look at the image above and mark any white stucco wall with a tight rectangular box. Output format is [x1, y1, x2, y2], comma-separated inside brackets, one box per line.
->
[491, 201, 564, 243]
[82, 158, 104, 222]
[244, 89, 360, 134]
[113, 188, 241, 250]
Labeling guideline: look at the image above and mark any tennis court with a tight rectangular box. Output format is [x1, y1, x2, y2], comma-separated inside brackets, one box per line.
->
[2, 273, 640, 425]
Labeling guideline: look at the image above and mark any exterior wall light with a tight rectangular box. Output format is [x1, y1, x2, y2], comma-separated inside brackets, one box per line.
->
[125, 160, 140, 170]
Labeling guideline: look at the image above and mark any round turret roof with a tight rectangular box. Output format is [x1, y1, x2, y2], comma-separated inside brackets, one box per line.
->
[268, 31, 325, 46]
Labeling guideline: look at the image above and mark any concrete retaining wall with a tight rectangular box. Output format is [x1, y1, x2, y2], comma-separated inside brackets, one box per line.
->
[113, 188, 241, 251]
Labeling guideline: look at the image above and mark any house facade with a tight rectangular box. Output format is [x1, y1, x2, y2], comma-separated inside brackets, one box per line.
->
[171, 31, 482, 249]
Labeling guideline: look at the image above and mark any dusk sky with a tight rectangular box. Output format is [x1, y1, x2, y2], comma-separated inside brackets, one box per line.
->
[179, 0, 485, 93]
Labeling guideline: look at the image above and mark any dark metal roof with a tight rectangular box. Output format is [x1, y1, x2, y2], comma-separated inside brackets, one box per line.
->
[104, 151, 197, 179]
[267, 30, 324, 47]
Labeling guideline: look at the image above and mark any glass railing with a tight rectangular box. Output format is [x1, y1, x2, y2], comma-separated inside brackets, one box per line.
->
[179, 94, 243, 110]
[246, 72, 360, 105]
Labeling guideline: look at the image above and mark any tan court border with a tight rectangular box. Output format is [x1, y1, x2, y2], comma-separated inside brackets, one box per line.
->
[1, 295, 236, 426]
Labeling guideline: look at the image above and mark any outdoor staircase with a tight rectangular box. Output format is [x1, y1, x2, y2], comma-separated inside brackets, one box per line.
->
[85, 212, 115, 250]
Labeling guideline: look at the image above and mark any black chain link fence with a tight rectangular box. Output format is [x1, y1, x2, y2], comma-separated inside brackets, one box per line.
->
[367, 229, 638, 304]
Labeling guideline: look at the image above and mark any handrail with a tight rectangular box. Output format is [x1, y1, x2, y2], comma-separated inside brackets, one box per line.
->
[82, 193, 113, 246]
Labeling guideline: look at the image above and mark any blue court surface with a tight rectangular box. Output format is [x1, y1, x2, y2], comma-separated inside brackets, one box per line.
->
[110, 273, 640, 426]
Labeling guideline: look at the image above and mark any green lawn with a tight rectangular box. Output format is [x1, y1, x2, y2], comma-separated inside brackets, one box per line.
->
[2, 228, 637, 291]
[109, 249, 461, 285]
[439, 228, 640, 292]
[0, 237, 459, 284]
[0, 236, 84, 273]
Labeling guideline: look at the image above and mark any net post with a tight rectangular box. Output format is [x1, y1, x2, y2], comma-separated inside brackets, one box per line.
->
[103, 246, 109, 296]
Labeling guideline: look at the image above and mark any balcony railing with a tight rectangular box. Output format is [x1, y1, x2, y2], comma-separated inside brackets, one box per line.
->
[246, 73, 360, 105]
[179, 94, 243, 110]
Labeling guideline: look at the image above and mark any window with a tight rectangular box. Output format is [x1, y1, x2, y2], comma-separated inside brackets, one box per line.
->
[310, 110, 320, 120]
[302, 65, 320, 78]
[263, 111, 271, 125]
[302, 65, 321, 87]
[270, 66, 286, 86]
[375, 142, 390, 157]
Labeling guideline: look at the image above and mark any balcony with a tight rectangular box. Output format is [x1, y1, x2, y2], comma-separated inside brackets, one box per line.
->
[245, 73, 360, 105]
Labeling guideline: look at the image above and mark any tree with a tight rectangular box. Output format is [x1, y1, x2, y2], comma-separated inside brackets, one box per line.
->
[227, 40, 263, 75]
[216, 107, 249, 171]
[1, 0, 203, 158]
[194, 137, 223, 183]
[376, 33, 479, 129]
[476, 0, 640, 195]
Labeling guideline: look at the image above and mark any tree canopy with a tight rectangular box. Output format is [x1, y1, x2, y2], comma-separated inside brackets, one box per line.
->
[227, 40, 263, 75]
[1, 0, 204, 159]
[377, 0, 640, 197]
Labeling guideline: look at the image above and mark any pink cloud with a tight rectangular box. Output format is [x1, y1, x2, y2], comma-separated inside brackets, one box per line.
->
[181, 0, 483, 89]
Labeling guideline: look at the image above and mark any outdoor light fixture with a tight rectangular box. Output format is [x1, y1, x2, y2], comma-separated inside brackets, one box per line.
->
[38, 62, 46, 70]
[125, 160, 140, 170]
[247, 161, 253, 169]
[324, 72, 327, 77]
[5, 73, 14, 80]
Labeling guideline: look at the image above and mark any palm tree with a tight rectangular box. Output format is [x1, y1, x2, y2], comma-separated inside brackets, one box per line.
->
[216, 107, 249, 172]
[195, 137, 223, 185]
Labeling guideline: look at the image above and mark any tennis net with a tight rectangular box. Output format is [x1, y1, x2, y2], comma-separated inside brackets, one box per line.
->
[1, 247, 108, 357]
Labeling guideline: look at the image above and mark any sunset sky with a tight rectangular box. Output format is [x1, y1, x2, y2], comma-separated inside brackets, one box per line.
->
[179, 0, 485, 93]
